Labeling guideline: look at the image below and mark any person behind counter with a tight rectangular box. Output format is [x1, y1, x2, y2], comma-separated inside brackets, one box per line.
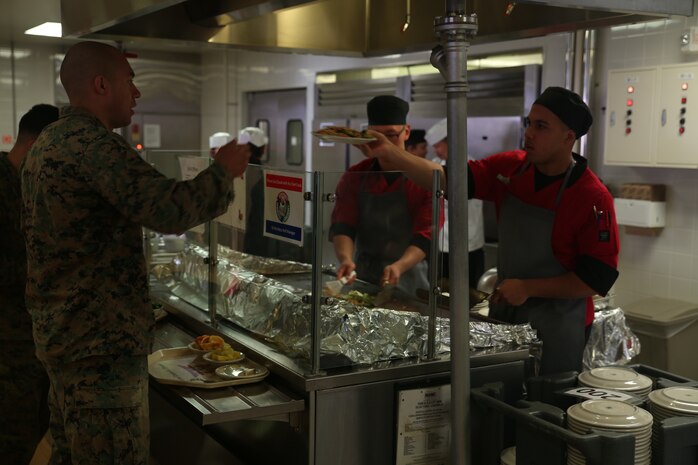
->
[329, 95, 443, 294]
[405, 128, 428, 158]
[424, 118, 485, 287]
[355, 87, 619, 375]
[21, 41, 250, 465]
[0, 103, 58, 464]
[240, 126, 272, 257]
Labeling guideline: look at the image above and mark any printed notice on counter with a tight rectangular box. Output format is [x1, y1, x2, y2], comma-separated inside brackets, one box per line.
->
[395, 384, 450, 465]
[263, 170, 304, 246]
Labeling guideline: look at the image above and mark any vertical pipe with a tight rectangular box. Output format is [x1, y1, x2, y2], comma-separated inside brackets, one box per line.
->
[446, 0, 466, 14]
[445, 44, 470, 465]
[433, 5, 477, 464]
[581, 29, 596, 160]
[310, 172, 324, 374]
[569, 30, 584, 153]
[427, 169, 442, 361]
[10, 42, 17, 141]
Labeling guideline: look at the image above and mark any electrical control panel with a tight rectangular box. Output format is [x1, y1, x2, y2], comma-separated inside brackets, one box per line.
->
[655, 63, 698, 166]
[605, 67, 657, 166]
[604, 64, 698, 168]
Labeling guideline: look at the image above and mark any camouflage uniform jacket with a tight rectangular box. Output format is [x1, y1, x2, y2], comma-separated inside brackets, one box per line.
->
[21, 107, 235, 363]
[0, 151, 32, 341]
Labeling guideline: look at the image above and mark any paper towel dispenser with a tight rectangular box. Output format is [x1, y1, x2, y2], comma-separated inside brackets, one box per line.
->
[614, 198, 666, 228]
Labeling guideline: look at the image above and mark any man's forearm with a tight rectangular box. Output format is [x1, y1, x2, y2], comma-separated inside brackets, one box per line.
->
[333, 235, 354, 262]
[393, 245, 427, 274]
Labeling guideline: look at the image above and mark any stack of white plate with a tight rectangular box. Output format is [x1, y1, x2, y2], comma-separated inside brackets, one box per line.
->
[566, 400, 653, 465]
[647, 386, 698, 459]
[578, 367, 653, 399]
[500, 446, 516, 465]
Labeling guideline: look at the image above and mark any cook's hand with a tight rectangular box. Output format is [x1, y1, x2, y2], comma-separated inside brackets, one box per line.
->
[337, 260, 357, 284]
[489, 279, 529, 306]
[381, 264, 402, 287]
[354, 131, 405, 171]
[213, 139, 251, 178]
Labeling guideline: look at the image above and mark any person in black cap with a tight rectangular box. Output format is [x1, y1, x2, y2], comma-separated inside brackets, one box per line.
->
[329, 95, 443, 295]
[405, 129, 428, 158]
[354, 87, 619, 376]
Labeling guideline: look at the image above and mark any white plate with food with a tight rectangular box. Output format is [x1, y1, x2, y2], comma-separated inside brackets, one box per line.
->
[203, 350, 245, 365]
[187, 342, 210, 353]
[215, 363, 269, 380]
[312, 126, 375, 144]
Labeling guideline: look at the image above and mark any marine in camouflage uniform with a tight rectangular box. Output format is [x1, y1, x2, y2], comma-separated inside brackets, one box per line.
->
[22, 105, 239, 464]
[0, 104, 58, 464]
[0, 150, 50, 464]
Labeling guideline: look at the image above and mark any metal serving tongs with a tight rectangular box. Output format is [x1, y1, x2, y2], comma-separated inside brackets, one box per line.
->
[324, 270, 356, 296]
[374, 282, 396, 307]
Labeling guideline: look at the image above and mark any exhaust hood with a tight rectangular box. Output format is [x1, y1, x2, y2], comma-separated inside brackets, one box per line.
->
[61, 0, 693, 56]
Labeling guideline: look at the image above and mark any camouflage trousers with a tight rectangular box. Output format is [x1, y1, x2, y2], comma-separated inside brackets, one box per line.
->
[0, 340, 49, 464]
[43, 355, 149, 465]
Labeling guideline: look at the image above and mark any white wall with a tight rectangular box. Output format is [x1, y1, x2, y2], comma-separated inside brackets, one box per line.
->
[592, 8, 698, 306]
[0, 43, 59, 151]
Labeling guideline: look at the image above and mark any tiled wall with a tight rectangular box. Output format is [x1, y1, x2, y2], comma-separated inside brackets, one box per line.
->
[592, 9, 698, 307]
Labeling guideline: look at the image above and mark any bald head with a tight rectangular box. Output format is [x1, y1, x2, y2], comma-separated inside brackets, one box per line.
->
[60, 41, 124, 102]
[58, 41, 141, 130]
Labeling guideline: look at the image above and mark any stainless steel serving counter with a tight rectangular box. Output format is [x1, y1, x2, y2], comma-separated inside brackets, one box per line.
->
[149, 283, 531, 465]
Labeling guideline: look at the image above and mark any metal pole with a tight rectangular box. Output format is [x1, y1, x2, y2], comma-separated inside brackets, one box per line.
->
[427, 169, 442, 361]
[207, 216, 219, 328]
[432, 3, 477, 465]
[310, 172, 324, 374]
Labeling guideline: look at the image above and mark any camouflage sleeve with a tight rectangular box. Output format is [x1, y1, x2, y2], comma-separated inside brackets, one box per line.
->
[80, 134, 234, 234]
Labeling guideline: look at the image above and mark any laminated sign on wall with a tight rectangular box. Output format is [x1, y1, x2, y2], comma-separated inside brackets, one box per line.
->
[263, 170, 304, 246]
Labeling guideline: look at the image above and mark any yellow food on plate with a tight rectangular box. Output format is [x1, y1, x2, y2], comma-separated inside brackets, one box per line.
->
[194, 334, 225, 350]
[209, 344, 243, 361]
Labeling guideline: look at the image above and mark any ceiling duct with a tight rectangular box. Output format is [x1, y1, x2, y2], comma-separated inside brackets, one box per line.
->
[61, 0, 694, 56]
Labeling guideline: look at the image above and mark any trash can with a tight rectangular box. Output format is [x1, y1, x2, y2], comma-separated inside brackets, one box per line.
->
[623, 297, 698, 381]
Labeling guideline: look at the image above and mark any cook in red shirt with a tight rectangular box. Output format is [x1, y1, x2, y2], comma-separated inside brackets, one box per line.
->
[330, 96, 443, 295]
[356, 87, 619, 375]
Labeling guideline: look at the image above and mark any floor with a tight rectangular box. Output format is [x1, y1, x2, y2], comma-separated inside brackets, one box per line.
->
[28, 434, 167, 465]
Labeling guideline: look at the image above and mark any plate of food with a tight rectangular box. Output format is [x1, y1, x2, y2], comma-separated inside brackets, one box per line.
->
[312, 126, 376, 144]
[203, 345, 245, 365]
[215, 363, 269, 380]
[188, 334, 225, 353]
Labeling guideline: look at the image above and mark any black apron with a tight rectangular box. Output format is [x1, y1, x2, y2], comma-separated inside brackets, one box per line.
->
[490, 162, 586, 375]
[354, 174, 428, 296]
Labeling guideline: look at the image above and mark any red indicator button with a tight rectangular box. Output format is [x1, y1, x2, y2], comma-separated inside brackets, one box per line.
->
[682, 97, 688, 104]
[627, 99, 634, 107]
[625, 127, 632, 135]
[680, 127, 686, 135]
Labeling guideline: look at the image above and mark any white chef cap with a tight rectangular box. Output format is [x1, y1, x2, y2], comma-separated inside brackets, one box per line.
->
[425, 118, 448, 146]
[238, 127, 268, 147]
[209, 132, 231, 149]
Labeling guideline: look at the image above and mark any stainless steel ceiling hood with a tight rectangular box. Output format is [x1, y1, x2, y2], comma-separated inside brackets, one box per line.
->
[61, 0, 694, 56]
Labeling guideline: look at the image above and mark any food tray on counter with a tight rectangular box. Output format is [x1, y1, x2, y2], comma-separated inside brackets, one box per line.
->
[148, 347, 269, 389]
